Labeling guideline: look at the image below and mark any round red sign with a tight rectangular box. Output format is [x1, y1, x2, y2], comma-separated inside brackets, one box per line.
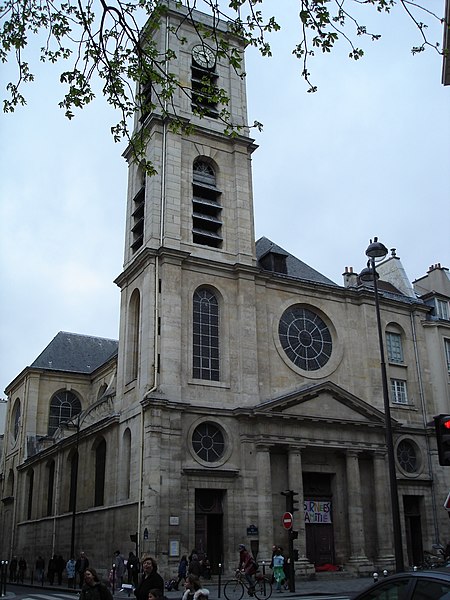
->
[282, 511, 293, 530]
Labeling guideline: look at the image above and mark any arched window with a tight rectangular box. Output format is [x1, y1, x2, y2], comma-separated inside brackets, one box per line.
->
[26, 469, 34, 520]
[192, 160, 222, 248]
[126, 289, 141, 382]
[193, 288, 220, 381]
[94, 438, 106, 506]
[46, 460, 55, 516]
[121, 428, 132, 500]
[48, 390, 82, 436]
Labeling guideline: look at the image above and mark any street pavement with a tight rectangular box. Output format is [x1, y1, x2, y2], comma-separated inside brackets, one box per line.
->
[1, 575, 377, 600]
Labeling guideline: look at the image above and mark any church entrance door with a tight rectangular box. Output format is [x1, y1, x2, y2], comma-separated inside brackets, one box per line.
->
[195, 489, 224, 574]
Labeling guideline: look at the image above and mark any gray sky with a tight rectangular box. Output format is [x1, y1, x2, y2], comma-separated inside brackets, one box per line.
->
[1, 1, 449, 401]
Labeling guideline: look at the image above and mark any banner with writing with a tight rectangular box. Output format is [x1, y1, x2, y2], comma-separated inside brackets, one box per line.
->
[304, 500, 332, 524]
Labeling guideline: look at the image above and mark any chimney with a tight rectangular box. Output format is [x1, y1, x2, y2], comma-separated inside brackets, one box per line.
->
[343, 266, 359, 288]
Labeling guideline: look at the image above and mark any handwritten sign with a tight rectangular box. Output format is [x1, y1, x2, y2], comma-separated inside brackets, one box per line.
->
[304, 500, 332, 524]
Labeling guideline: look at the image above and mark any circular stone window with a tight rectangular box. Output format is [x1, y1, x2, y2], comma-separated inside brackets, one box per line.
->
[396, 439, 419, 473]
[192, 422, 225, 463]
[278, 306, 332, 371]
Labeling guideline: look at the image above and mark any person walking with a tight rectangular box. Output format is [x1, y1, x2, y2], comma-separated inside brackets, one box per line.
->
[35, 556, 45, 584]
[174, 555, 188, 591]
[66, 556, 76, 588]
[47, 555, 57, 585]
[76, 552, 90, 588]
[9, 557, 18, 582]
[134, 556, 164, 600]
[272, 548, 285, 593]
[18, 557, 27, 583]
[127, 552, 139, 588]
[114, 550, 126, 587]
[79, 568, 113, 600]
[188, 554, 201, 577]
[56, 555, 65, 585]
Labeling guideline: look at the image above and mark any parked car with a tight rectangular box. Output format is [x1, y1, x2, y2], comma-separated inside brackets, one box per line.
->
[351, 570, 450, 600]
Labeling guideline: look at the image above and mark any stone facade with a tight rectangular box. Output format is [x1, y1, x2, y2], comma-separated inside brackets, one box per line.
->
[1, 0, 450, 583]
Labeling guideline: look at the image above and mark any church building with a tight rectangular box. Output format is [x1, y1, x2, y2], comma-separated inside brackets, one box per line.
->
[1, 0, 450, 579]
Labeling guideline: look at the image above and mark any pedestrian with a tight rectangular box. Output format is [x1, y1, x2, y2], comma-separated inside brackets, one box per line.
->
[114, 550, 126, 587]
[47, 555, 57, 585]
[127, 552, 139, 588]
[174, 555, 188, 590]
[56, 555, 65, 585]
[66, 556, 76, 588]
[181, 575, 202, 600]
[237, 544, 257, 593]
[201, 555, 211, 580]
[272, 547, 285, 592]
[9, 557, 18, 582]
[18, 557, 27, 583]
[35, 555, 45, 584]
[188, 553, 201, 577]
[134, 556, 164, 600]
[80, 568, 113, 600]
[76, 552, 90, 588]
[148, 589, 164, 600]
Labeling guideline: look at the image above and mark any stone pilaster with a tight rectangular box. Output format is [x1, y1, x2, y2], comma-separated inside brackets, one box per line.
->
[373, 451, 395, 569]
[346, 450, 371, 573]
[256, 444, 273, 563]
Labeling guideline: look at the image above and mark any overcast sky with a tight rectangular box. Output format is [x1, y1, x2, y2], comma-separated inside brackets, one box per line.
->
[1, 1, 449, 402]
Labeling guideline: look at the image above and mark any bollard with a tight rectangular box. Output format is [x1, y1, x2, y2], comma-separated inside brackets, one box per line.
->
[218, 563, 222, 598]
[413, 566, 418, 572]
[1, 560, 8, 597]
[383, 570, 388, 577]
[112, 564, 116, 594]
[373, 572, 379, 583]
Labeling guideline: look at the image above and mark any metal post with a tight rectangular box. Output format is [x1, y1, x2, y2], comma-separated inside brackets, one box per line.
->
[112, 564, 116, 593]
[217, 563, 222, 598]
[370, 255, 405, 573]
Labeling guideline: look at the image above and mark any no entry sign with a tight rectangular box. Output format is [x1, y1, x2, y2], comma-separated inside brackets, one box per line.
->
[282, 511, 293, 530]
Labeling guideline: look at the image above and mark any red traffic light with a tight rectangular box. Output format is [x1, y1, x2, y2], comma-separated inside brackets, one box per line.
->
[434, 415, 450, 466]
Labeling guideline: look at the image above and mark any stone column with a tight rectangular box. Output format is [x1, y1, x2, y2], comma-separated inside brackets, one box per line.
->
[256, 444, 273, 562]
[288, 446, 314, 575]
[346, 450, 369, 568]
[373, 450, 395, 568]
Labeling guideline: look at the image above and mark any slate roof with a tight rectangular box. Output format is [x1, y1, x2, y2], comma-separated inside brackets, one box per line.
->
[256, 237, 338, 286]
[31, 331, 118, 374]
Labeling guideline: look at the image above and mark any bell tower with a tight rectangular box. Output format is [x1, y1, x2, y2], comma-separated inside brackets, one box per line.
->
[115, 0, 259, 405]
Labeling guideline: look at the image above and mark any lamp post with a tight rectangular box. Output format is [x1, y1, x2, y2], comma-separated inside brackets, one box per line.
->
[360, 238, 404, 573]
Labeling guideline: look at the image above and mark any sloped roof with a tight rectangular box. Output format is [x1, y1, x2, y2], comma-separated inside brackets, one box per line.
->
[31, 331, 118, 374]
[256, 237, 337, 286]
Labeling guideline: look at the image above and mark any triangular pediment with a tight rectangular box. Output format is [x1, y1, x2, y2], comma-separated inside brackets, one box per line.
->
[254, 381, 393, 426]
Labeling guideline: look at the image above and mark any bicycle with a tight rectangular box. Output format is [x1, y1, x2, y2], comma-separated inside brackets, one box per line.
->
[224, 570, 272, 600]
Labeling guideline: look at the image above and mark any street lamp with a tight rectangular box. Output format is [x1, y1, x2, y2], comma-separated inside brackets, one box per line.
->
[360, 237, 404, 573]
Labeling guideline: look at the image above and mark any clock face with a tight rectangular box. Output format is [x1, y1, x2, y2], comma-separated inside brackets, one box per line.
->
[278, 306, 333, 371]
[192, 44, 215, 69]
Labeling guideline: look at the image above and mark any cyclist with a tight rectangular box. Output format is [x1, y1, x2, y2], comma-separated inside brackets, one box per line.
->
[237, 544, 258, 594]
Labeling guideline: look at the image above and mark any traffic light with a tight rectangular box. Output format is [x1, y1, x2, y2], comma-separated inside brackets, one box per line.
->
[289, 530, 299, 541]
[434, 414, 450, 465]
[281, 490, 299, 513]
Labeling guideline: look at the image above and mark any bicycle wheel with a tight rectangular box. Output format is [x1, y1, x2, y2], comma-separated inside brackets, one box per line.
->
[224, 579, 245, 600]
[254, 577, 272, 600]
